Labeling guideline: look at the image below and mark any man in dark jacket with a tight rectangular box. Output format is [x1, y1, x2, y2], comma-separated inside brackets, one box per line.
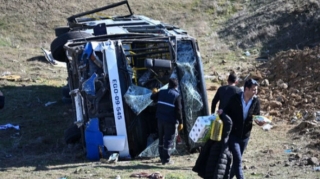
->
[150, 78, 183, 165]
[221, 78, 263, 179]
[0, 90, 4, 109]
[211, 72, 241, 114]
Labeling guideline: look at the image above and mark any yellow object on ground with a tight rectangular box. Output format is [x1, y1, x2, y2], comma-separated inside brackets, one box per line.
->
[0, 75, 21, 81]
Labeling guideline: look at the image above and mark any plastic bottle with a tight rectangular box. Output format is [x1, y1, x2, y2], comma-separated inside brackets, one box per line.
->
[210, 115, 223, 141]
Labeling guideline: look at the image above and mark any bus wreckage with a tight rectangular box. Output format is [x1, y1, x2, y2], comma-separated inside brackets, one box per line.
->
[43, 0, 209, 160]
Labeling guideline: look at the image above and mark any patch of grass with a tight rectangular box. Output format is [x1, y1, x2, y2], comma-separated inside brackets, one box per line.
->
[166, 173, 191, 179]
[0, 37, 9, 47]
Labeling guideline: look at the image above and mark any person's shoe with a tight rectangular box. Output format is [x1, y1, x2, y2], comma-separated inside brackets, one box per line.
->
[162, 160, 174, 165]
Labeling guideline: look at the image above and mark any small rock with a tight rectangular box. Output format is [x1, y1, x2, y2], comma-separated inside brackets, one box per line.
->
[312, 97, 318, 103]
[284, 161, 291, 167]
[269, 100, 282, 108]
[250, 71, 263, 80]
[290, 117, 298, 124]
[115, 175, 121, 179]
[251, 172, 256, 175]
[308, 157, 319, 165]
[269, 163, 277, 167]
[265, 174, 270, 178]
[243, 165, 248, 170]
[276, 79, 285, 86]
[74, 168, 82, 174]
[300, 160, 308, 166]
[261, 79, 269, 86]
[279, 83, 288, 89]
[295, 153, 302, 159]
[293, 148, 301, 152]
[269, 110, 281, 116]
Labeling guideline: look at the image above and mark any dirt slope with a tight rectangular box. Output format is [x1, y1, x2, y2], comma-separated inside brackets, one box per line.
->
[218, 0, 320, 57]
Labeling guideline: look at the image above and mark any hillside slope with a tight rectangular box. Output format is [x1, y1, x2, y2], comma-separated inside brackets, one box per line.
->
[218, 0, 320, 57]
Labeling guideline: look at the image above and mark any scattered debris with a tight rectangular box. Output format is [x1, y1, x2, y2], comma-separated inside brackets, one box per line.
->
[129, 172, 164, 179]
[45, 101, 57, 107]
[284, 149, 292, 154]
[245, 51, 251, 56]
[314, 166, 320, 172]
[41, 47, 66, 68]
[108, 153, 119, 163]
[262, 124, 273, 131]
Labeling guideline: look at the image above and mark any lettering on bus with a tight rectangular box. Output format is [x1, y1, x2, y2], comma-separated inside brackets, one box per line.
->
[112, 79, 122, 120]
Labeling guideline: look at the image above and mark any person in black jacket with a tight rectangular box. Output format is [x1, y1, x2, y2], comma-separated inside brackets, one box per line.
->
[211, 72, 242, 114]
[192, 73, 240, 178]
[220, 78, 264, 179]
[150, 78, 183, 165]
[0, 90, 4, 109]
[192, 113, 233, 179]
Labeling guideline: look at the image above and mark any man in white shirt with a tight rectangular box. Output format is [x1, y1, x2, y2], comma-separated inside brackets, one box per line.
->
[221, 79, 263, 179]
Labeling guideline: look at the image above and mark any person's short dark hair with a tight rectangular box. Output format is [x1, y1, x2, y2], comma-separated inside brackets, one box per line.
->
[227, 72, 237, 83]
[244, 78, 259, 89]
[168, 78, 178, 88]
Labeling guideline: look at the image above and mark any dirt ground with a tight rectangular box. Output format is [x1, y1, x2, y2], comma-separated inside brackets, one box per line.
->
[1, 0, 320, 179]
[0, 77, 319, 179]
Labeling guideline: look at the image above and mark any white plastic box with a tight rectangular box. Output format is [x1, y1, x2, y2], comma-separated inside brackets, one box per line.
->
[189, 115, 216, 143]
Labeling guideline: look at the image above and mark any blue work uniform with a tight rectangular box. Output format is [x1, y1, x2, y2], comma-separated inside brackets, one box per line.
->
[151, 88, 182, 164]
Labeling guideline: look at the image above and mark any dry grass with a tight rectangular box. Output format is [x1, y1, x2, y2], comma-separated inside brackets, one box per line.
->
[0, 0, 248, 74]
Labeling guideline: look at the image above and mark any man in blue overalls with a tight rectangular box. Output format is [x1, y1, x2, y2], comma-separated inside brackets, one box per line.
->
[151, 78, 183, 165]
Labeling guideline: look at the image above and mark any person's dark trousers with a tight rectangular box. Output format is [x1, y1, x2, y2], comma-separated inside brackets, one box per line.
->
[158, 119, 176, 164]
[229, 135, 249, 179]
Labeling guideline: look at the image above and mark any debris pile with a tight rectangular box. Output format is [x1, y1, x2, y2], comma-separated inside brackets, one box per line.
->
[256, 46, 320, 123]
